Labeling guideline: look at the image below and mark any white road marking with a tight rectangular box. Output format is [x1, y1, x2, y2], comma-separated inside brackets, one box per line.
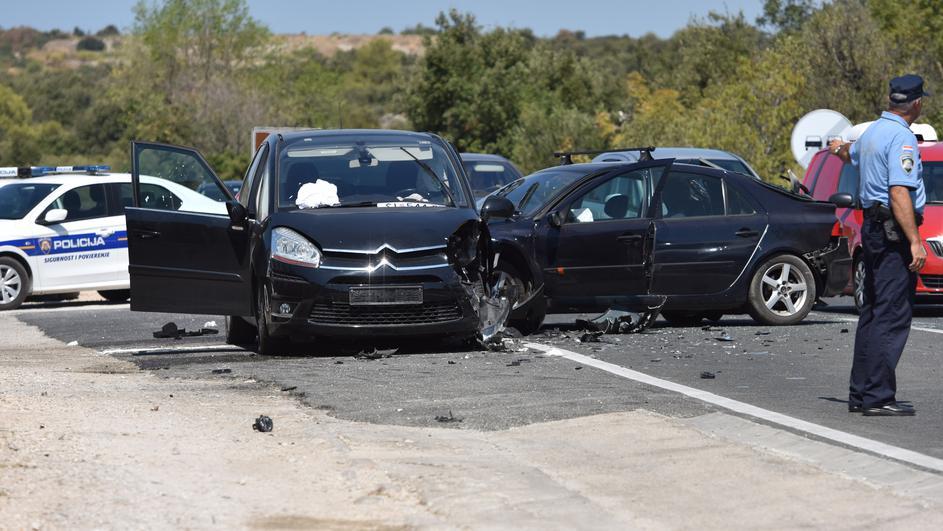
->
[100, 344, 239, 355]
[5, 303, 130, 315]
[812, 311, 943, 335]
[525, 341, 943, 474]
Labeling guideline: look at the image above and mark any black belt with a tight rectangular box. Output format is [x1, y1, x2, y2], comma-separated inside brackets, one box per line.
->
[864, 202, 923, 226]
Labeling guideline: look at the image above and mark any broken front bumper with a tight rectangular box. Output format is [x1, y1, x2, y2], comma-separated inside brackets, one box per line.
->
[264, 262, 480, 340]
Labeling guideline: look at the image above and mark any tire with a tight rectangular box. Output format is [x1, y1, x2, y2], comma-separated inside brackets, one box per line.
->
[746, 254, 817, 326]
[853, 256, 866, 314]
[255, 284, 289, 356]
[98, 289, 130, 302]
[661, 310, 722, 327]
[225, 315, 257, 346]
[0, 257, 30, 311]
[496, 261, 545, 335]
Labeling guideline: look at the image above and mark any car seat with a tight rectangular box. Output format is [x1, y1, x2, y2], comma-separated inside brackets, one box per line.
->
[85, 185, 107, 218]
[603, 194, 630, 219]
[386, 161, 419, 195]
[283, 162, 320, 203]
[61, 190, 82, 219]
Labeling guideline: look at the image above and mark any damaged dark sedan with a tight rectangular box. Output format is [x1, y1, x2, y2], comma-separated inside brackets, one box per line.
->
[486, 150, 852, 330]
[124, 130, 515, 354]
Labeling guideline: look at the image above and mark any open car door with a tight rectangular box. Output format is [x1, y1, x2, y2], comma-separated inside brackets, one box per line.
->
[125, 141, 252, 315]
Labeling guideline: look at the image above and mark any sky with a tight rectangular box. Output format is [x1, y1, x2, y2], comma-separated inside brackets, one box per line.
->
[1, 0, 765, 38]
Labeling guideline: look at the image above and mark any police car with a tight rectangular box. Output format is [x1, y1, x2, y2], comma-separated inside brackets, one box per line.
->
[0, 165, 225, 310]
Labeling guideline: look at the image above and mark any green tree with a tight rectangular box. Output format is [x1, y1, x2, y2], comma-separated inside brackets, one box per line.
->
[757, 0, 817, 33]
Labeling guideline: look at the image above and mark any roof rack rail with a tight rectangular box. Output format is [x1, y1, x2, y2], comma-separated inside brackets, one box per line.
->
[553, 146, 655, 165]
[0, 165, 111, 179]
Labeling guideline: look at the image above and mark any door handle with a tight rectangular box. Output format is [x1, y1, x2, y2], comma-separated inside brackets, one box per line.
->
[618, 234, 643, 243]
[735, 228, 759, 238]
[135, 230, 161, 240]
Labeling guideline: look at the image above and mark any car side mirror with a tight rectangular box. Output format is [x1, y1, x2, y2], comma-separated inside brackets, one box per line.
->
[480, 196, 515, 222]
[226, 200, 247, 226]
[828, 192, 855, 209]
[547, 210, 565, 228]
[42, 208, 68, 225]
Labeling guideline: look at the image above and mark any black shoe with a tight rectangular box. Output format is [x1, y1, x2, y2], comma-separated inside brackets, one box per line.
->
[862, 403, 915, 416]
[848, 404, 863, 413]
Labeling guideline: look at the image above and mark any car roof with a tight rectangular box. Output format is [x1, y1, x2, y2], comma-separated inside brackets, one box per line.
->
[914, 141, 943, 161]
[1, 173, 130, 185]
[461, 153, 512, 163]
[594, 147, 744, 161]
[277, 128, 436, 144]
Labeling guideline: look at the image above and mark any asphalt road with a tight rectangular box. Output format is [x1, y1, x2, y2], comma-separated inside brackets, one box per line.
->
[13, 296, 943, 458]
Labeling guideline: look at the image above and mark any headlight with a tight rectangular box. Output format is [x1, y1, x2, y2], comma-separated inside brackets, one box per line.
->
[272, 227, 321, 268]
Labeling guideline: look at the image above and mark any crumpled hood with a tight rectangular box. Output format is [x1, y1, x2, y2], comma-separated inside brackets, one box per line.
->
[270, 207, 479, 251]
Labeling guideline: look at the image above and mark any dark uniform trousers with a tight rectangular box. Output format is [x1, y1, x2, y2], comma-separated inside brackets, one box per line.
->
[850, 215, 917, 408]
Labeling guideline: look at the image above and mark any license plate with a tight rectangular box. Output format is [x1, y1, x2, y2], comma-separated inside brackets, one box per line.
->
[349, 286, 423, 306]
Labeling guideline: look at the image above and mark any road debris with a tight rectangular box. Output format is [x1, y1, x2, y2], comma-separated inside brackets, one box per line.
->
[576, 306, 662, 335]
[506, 358, 531, 367]
[66, 340, 78, 347]
[434, 410, 463, 423]
[840, 328, 849, 334]
[211, 368, 232, 374]
[252, 415, 274, 432]
[203, 321, 218, 329]
[577, 331, 603, 343]
[715, 334, 735, 342]
[700, 371, 716, 379]
[280, 386, 297, 392]
[355, 348, 398, 360]
[153, 322, 219, 340]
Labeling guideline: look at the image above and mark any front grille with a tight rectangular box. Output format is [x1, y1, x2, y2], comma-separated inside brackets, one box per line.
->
[921, 275, 943, 289]
[309, 301, 462, 326]
[929, 240, 943, 258]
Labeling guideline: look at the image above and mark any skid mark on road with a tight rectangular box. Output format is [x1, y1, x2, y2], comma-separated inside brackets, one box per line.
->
[526, 341, 943, 474]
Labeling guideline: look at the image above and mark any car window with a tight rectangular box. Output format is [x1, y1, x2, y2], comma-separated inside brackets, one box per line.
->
[836, 163, 859, 198]
[567, 169, 648, 224]
[278, 137, 468, 209]
[0, 183, 60, 220]
[135, 145, 227, 214]
[501, 168, 583, 216]
[240, 145, 267, 208]
[114, 182, 181, 212]
[463, 161, 521, 198]
[656, 171, 724, 218]
[924, 161, 943, 204]
[725, 183, 757, 215]
[45, 184, 109, 222]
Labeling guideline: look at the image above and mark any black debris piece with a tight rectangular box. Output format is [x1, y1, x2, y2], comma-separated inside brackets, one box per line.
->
[280, 386, 297, 392]
[355, 348, 398, 360]
[700, 371, 716, 379]
[434, 410, 463, 423]
[153, 322, 220, 339]
[650, 358, 662, 362]
[840, 328, 849, 334]
[755, 331, 771, 336]
[447, 360, 457, 365]
[578, 306, 661, 335]
[701, 325, 723, 332]
[577, 331, 603, 343]
[334, 361, 344, 364]
[715, 334, 735, 342]
[211, 368, 232, 374]
[574, 366, 583, 370]
[252, 415, 274, 432]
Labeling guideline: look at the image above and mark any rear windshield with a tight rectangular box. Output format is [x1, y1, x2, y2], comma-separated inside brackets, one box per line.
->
[0, 183, 60, 220]
[463, 161, 521, 198]
[278, 137, 467, 209]
[500, 168, 584, 216]
[675, 158, 753, 176]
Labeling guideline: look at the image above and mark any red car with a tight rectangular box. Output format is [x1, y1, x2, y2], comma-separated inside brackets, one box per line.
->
[803, 143, 943, 310]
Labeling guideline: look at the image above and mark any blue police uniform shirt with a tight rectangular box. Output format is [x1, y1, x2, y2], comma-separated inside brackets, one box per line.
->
[849, 111, 926, 214]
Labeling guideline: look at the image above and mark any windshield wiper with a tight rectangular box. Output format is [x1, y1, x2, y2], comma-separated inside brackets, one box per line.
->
[317, 201, 378, 208]
[398, 147, 456, 206]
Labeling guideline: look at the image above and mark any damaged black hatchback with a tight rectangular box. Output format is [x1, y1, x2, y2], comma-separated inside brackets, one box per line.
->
[124, 130, 514, 354]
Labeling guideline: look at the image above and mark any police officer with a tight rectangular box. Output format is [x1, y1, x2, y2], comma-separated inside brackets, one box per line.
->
[829, 74, 928, 416]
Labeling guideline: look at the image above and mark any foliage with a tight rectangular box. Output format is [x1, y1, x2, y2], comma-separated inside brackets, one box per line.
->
[77, 36, 106, 51]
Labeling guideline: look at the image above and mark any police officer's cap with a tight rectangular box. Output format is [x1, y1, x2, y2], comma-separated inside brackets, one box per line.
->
[890, 74, 930, 103]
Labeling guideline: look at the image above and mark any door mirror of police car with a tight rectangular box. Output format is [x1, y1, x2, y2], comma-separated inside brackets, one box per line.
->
[225, 200, 247, 227]
[42, 208, 68, 225]
[480, 195, 515, 222]
[828, 192, 855, 209]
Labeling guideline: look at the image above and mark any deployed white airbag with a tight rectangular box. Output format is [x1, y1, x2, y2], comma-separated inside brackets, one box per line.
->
[296, 180, 339, 208]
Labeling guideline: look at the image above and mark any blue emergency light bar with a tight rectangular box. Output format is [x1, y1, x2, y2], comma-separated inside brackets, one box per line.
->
[0, 165, 111, 179]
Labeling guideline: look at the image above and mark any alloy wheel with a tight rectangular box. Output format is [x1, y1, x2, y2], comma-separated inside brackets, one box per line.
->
[0, 265, 22, 305]
[759, 262, 809, 317]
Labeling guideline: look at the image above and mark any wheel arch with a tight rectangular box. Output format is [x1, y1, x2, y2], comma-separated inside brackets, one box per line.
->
[494, 241, 540, 289]
[0, 250, 33, 281]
